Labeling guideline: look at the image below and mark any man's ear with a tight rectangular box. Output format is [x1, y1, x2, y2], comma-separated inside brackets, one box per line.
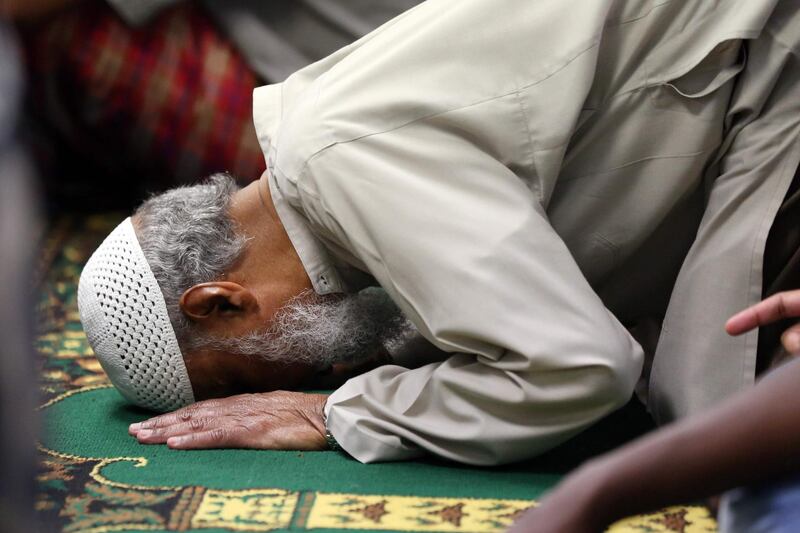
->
[179, 282, 258, 322]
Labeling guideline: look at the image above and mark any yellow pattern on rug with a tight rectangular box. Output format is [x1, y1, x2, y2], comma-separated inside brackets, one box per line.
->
[192, 489, 299, 531]
[307, 493, 531, 531]
[39, 441, 718, 533]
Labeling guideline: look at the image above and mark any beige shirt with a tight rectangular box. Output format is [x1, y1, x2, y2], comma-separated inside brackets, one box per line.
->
[253, 0, 800, 464]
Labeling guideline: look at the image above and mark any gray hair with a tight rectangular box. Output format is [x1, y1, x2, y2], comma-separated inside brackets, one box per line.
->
[133, 173, 246, 347]
[133, 173, 415, 367]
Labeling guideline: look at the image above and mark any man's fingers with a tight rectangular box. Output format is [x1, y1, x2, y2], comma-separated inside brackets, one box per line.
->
[782, 323, 800, 354]
[725, 308, 761, 336]
[134, 417, 216, 444]
[129, 410, 197, 434]
[166, 427, 246, 450]
[129, 400, 221, 434]
[726, 290, 800, 336]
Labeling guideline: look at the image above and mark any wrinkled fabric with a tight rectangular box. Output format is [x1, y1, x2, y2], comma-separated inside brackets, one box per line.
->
[253, 0, 800, 464]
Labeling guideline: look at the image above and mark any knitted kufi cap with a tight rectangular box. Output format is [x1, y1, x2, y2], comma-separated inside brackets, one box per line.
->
[77, 217, 195, 412]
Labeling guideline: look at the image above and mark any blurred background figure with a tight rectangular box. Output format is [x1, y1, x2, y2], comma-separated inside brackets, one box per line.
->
[0, 19, 42, 533]
[7, 0, 421, 209]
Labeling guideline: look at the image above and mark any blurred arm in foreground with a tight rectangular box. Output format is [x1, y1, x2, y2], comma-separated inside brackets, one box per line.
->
[510, 289, 800, 533]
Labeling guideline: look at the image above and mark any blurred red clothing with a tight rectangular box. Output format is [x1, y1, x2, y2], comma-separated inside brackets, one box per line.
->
[22, 0, 265, 206]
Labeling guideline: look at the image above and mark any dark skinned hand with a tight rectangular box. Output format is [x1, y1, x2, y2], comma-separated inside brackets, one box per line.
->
[507, 462, 609, 533]
[128, 391, 329, 450]
[726, 288, 800, 353]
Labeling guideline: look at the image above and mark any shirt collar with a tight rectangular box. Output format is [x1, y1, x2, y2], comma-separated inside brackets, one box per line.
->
[263, 171, 345, 295]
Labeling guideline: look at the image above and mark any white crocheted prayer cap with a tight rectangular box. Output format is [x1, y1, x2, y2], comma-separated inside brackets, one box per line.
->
[77, 217, 195, 412]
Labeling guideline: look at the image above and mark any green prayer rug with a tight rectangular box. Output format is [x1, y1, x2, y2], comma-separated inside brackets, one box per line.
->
[35, 214, 718, 533]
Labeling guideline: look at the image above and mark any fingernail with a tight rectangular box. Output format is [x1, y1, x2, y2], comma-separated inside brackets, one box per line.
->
[129, 423, 141, 432]
[784, 332, 800, 353]
[167, 437, 183, 448]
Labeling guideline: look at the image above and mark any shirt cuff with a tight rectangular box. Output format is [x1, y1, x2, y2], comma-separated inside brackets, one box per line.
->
[324, 378, 425, 463]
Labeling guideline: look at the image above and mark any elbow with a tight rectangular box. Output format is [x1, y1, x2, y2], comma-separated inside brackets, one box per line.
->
[598, 360, 638, 412]
[591, 337, 643, 412]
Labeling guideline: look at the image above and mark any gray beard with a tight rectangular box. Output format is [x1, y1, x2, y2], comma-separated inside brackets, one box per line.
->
[193, 288, 414, 366]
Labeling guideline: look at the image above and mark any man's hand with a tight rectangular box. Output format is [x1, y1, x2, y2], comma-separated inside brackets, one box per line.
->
[128, 391, 329, 451]
[725, 289, 800, 353]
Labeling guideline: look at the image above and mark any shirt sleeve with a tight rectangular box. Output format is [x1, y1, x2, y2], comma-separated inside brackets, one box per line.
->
[302, 102, 644, 465]
[648, 18, 800, 421]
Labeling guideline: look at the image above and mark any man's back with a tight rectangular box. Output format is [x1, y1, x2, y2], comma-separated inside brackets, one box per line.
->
[244, 0, 800, 464]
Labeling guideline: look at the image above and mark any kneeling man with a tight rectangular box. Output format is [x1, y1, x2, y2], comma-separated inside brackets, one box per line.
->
[78, 0, 800, 464]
